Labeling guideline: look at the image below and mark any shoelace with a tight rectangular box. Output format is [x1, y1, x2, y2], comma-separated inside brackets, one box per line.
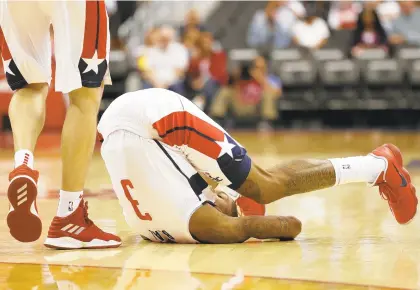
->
[379, 185, 399, 204]
[82, 201, 94, 226]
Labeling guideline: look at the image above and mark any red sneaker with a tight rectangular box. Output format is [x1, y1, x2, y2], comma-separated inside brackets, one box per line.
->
[371, 143, 417, 224]
[7, 165, 42, 242]
[44, 199, 121, 249]
[236, 196, 266, 217]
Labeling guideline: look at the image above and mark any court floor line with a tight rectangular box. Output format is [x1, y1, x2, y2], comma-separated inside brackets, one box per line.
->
[0, 261, 412, 290]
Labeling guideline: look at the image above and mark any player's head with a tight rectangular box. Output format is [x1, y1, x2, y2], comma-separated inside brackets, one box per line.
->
[158, 26, 175, 48]
[214, 192, 238, 217]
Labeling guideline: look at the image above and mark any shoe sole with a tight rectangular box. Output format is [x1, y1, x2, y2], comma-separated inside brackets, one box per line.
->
[7, 175, 42, 242]
[44, 237, 121, 249]
[383, 143, 417, 224]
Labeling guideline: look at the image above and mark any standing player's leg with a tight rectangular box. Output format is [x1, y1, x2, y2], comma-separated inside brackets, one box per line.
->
[1, 1, 52, 242]
[58, 86, 102, 214]
[43, 1, 120, 249]
[9, 84, 48, 154]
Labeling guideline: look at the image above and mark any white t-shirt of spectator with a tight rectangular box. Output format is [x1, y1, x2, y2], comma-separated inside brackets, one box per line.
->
[292, 18, 330, 49]
[328, 2, 361, 30]
[376, 1, 400, 33]
[145, 42, 189, 85]
[276, 4, 301, 33]
[288, 0, 306, 18]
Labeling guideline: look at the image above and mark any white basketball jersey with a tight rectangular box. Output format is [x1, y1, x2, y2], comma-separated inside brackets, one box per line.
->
[99, 88, 249, 243]
[98, 88, 184, 140]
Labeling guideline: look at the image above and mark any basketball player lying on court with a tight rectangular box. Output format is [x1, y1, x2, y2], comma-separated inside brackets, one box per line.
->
[98, 88, 417, 244]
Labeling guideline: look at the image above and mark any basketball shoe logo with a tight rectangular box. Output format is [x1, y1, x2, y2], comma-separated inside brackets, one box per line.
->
[68, 201, 73, 212]
[393, 164, 407, 187]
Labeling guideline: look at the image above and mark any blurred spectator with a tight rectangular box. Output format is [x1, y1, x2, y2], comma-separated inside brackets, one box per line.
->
[179, 9, 206, 39]
[287, 0, 306, 18]
[292, 11, 330, 49]
[106, 0, 124, 49]
[247, 1, 292, 51]
[126, 27, 160, 92]
[105, 0, 117, 16]
[351, 2, 389, 58]
[210, 56, 282, 131]
[389, 1, 420, 46]
[182, 27, 201, 57]
[328, 1, 361, 30]
[188, 32, 228, 111]
[140, 26, 189, 94]
[376, 0, 400, 33]
[136, 27, 160, 72]
[118, 1, 170, 59]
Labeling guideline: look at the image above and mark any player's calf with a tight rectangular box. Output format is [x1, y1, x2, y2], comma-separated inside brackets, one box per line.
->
[62, 87, 101, 191]
[9, 83, 48, 152]
[237, 159, 336, 205]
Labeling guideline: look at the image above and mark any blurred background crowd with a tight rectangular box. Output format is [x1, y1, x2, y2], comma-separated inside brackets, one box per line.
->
[103, 0, 420, 132]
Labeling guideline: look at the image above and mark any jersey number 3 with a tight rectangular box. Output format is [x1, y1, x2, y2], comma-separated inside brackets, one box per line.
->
[121, 179, 152, 221]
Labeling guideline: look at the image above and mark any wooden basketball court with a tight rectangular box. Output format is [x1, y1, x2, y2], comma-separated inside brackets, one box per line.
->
[1, 131, 420, 290]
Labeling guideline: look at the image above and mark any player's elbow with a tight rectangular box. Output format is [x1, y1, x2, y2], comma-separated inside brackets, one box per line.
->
[287, 216, 302, 239]
[189, 205, 250, 244]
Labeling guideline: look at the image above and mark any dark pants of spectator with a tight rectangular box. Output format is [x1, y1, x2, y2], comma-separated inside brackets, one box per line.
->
[142, 80, 186, 95]
[210, 86, 279, 121]
[194, 78, 221, 112]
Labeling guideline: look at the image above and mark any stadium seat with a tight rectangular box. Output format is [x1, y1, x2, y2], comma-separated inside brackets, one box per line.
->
[354, 48, 388, 61]
[228, 48, 258, 70]
[277, 59, 318, 110]
[319, 59, 361, 110]
[363, 59, 405, 109]
[311, 48, 345, 62]
[406, 59, 420, 109]
[271, 48, 303, 63]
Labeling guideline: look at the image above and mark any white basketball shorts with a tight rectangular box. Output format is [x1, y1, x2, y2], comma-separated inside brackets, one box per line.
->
[0, 0, 111, 93]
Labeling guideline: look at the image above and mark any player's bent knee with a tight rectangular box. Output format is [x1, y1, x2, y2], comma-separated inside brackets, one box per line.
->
[9, 83, 48, 119]
[68, 87, 102, 114]
[15, 83, 49, 99]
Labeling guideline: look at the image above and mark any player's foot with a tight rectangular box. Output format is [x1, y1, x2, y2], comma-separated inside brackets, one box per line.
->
[371, 143, 417, 224]
[236, 196, 266, 217]
[44, 199, 121, 249]
[7, 165, 42, 242]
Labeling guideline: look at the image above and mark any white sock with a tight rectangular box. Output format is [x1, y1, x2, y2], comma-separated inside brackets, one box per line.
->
[328, 155, 387, 186]
[14, 149, 34, 169]
[57, 190, 83, 217]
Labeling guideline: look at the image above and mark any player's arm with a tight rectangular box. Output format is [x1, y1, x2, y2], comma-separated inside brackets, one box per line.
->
[189, 204, 302, 244]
